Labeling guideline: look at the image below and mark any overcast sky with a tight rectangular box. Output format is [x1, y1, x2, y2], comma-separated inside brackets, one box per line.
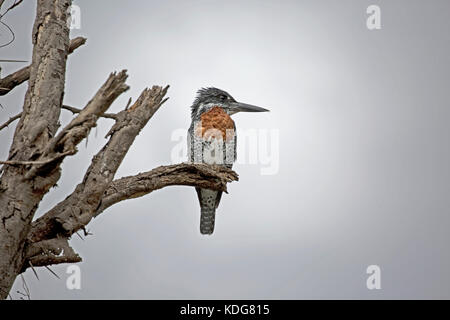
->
[1, 0, 450, 299]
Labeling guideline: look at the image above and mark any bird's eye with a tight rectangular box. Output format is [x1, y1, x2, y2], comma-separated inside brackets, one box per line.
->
[219, 95, 227, 101]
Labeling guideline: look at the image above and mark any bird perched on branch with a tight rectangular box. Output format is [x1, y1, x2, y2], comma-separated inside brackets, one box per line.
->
[188, 87, 269, 235]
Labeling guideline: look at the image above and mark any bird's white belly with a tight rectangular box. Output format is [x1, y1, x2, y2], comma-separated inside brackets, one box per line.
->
[202, 139, 224, 165]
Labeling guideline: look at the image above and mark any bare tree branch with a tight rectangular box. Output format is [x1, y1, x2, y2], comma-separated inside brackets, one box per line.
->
[0, 19, 15, 49]
[0, 113, 20, 131]
[28, 85, 169, 243]
[0, 104, 116, 133]
[24, 70, 129, 179]
[0, 150, 74, 166]
[67, 36, 86, 54]
[23, 238, 81, 271]
[28, 261, 39, 280]
[97, 163, 239, 214]
[0, 0, 242, 298]
[0, 0, 23, 18]
[62, 104, 117, 120]
[44, 265, 60, 279]
[0, 37, 86, 95]
[0, 0, 24, 50]
[0, 0, 72, 299]
[21, 163, 237, 270]
[0, 64, 27, 95]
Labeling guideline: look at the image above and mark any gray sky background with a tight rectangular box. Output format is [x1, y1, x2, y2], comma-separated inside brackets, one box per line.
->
[1, 0, 449, 299]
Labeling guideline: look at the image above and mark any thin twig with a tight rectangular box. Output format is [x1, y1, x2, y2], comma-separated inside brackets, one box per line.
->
[0, 105, 116, 133]
[81, 226, 92, 236]
[19, 274, 30, 300]
[0, 112, 21, 131]
[28, 261, 39, 280]
[44, 266, 60, 280]
[0, 59, 27, 62]
[0, 19, 15, 49]
[62, 104, 117, 119]
[75, 231, 84, 241]
[0, 0, 22, 48]
[124, 97, 132, 110]
[0, 0, 23, 18]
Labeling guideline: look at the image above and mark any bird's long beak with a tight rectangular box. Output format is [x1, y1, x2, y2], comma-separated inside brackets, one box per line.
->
[231, 102, 270, 113]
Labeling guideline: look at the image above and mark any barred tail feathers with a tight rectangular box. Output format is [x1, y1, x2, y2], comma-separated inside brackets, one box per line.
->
[198, 189, 220, 235]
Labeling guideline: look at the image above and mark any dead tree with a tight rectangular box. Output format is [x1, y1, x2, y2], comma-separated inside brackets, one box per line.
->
[0, 0, 237, 299]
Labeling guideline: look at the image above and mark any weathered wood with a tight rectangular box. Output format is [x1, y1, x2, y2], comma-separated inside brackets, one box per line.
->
[97, 163, 238, 214]
[24, 238, 81, 270]
[0, 37, 86, 96]
[0, 1, 238, 300]
[21, 163, 237, 272]
[0, 0, 72, 299]
[28, 86, 169, 243]
[0, 113, 21, 131]
[23, 70, 129, 179]
[0, 104, 116, 132]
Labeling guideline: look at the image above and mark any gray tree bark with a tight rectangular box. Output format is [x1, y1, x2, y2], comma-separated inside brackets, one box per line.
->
[0, 0, 237, 299]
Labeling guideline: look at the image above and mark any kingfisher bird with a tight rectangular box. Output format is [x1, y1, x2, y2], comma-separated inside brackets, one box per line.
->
[188, 87, 269, 235]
